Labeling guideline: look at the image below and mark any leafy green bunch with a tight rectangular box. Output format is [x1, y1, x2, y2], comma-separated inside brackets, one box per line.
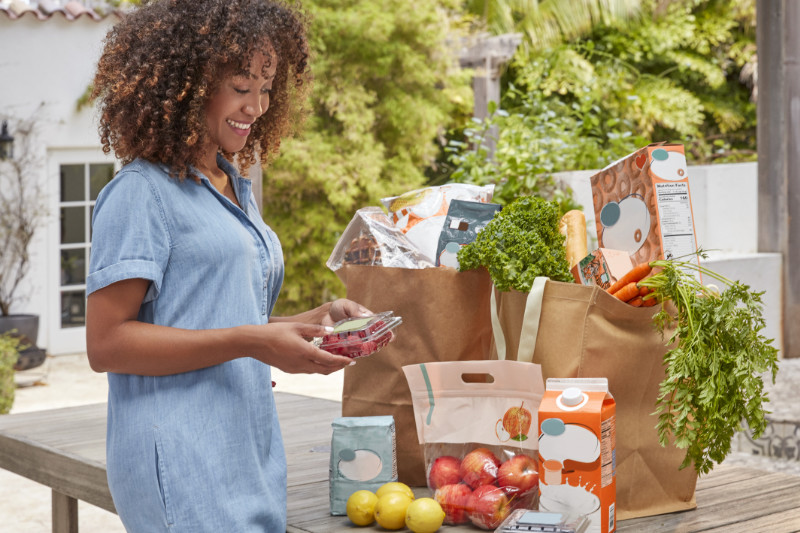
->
[639, 254, 779, 475]
[457, 196, 573, 291]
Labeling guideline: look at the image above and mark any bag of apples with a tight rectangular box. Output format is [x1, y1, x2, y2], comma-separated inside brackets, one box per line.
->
[402, 360, 545, 530]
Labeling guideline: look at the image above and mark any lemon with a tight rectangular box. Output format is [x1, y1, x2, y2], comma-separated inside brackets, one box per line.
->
[375, 481, 415, 500]
[405, 497, 445, 533]
[374, 492, 414, 530]
[346, 490, 378, 526]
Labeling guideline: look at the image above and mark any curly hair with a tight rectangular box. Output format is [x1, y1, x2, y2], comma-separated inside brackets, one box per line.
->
[92, 0, 312, 180]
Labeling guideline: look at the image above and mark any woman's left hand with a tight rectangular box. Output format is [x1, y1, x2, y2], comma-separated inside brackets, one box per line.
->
[271, 298, 373, 328]
[322, 298, 372, 326]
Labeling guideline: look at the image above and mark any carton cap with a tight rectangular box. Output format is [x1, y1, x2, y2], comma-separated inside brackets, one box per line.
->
[561, 387, 584, 406]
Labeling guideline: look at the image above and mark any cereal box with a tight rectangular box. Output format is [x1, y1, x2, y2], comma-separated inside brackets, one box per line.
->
[590, 143, 699, 273]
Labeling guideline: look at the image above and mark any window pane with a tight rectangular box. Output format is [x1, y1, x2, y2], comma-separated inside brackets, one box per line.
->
[89, 163, 114, 200]
[60, 164, 85, 202]
[61, 206, 85, 244]
[60, 248, 86, 286]
[61, 291, 86, 328]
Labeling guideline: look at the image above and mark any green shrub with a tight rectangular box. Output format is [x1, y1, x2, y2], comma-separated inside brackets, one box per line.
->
[0, 333, 20, 414]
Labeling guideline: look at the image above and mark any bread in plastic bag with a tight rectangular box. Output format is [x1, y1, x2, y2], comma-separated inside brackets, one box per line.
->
[327, 207, 434, 271]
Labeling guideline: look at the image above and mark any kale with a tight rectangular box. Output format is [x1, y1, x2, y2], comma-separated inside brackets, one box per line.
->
[457, 196, 573, 291]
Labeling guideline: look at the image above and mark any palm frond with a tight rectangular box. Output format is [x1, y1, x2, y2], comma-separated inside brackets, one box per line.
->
[663, 50, 727, 88]
[632, 76, 704, 136]
[465, 0, 645, 51]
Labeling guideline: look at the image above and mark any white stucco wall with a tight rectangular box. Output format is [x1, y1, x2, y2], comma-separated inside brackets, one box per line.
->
[0, 16, 112, 145]
[1, 14, 117, 353]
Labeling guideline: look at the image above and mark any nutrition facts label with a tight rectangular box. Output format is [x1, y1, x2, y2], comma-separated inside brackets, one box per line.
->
[601, 414, 616, 488]
[655, 181, 700, 273]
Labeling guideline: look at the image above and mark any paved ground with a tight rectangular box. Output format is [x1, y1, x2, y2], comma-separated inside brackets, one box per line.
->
[1, 353, 799, 532]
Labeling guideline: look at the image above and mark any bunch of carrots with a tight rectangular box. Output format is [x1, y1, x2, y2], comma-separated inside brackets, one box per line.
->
[606, 262, 657, 306]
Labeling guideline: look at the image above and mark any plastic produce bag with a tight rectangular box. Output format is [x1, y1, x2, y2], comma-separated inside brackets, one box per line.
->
[403, 360, 545, 530]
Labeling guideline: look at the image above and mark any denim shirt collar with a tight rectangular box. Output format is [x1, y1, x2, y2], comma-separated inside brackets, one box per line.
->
[191, 153, 253, 216]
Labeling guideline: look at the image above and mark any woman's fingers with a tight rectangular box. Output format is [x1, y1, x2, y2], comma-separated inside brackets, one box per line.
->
[295, 322, 334, 340]
[292, 323, 353, 372]
[328, 299, 372, 323]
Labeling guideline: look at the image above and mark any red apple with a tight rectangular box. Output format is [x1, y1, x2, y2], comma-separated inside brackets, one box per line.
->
[459, 447, 500, 489]
[434, 483, 472, 525]
[466, 484, 511, 529]
[497, 453, 539, 496]
[428, 455, 462, 490]
[502, 401, 533, 440]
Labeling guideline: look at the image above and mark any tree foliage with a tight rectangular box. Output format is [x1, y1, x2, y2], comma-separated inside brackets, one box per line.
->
[463, 0, 643, 51]
[447, 0, 757, 203]
[263, 0, 472, 315]
[558, 0, 758, 161]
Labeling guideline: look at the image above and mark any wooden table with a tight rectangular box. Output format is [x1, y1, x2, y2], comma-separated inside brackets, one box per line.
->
[1, 395, 799, 532]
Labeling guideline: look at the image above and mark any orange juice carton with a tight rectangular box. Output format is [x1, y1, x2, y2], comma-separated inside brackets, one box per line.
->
[590, 143, 700, 276]
[538, 378, 616, 533]
[571, 248, 633, 290]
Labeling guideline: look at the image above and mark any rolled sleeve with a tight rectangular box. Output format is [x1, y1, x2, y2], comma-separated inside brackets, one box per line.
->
[87, 260, 164, 301]
[87, 169, 171, 302]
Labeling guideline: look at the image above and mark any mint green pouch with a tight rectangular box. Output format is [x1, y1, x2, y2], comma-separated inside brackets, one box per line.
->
[329, 415, 398, 515]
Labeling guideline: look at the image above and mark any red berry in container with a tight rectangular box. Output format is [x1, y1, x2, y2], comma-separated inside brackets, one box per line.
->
[316, 312, 402, 359]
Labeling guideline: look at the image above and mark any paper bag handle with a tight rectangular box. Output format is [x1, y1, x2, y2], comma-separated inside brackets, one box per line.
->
[492, 276, 548, 363]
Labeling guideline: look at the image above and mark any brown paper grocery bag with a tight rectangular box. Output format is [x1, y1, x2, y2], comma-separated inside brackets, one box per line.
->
[337, 265, 493, 486]
[491, 278, 697, 520]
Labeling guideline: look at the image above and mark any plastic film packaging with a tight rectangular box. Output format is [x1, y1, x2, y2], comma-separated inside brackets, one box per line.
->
[381, 183, 495, 262]
[327, 207, 434, 271]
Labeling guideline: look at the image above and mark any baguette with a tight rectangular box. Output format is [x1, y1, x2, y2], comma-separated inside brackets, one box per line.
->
[559, 210, 588, 269]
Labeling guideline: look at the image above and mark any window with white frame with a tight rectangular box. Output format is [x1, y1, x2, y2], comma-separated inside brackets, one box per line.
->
[58, 163, 113, 328]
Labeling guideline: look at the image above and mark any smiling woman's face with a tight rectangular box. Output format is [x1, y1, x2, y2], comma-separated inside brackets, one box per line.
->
[204, 49, 278, 157]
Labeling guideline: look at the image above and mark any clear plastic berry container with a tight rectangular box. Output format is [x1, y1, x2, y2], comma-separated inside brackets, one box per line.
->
[315, 311, 402, 358]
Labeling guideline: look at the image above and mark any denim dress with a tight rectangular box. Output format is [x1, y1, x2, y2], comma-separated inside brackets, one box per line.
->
[87, 156, 287, 532]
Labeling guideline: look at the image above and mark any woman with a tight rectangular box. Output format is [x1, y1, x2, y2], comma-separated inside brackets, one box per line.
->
[87, 1, 366, 531]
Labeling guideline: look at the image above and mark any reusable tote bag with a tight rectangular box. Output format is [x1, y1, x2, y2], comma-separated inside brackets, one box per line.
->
[490, 277, 698, 520]
[337, 265, 494, 486]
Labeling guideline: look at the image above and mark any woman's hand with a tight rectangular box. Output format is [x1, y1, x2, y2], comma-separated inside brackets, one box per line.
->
[246, 321, 354, 375]
[256, 298, 374, 375]
[271, 298, 372, 327]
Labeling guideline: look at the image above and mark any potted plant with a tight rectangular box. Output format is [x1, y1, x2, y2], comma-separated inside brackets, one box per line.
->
[0, 113, 48, 371]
